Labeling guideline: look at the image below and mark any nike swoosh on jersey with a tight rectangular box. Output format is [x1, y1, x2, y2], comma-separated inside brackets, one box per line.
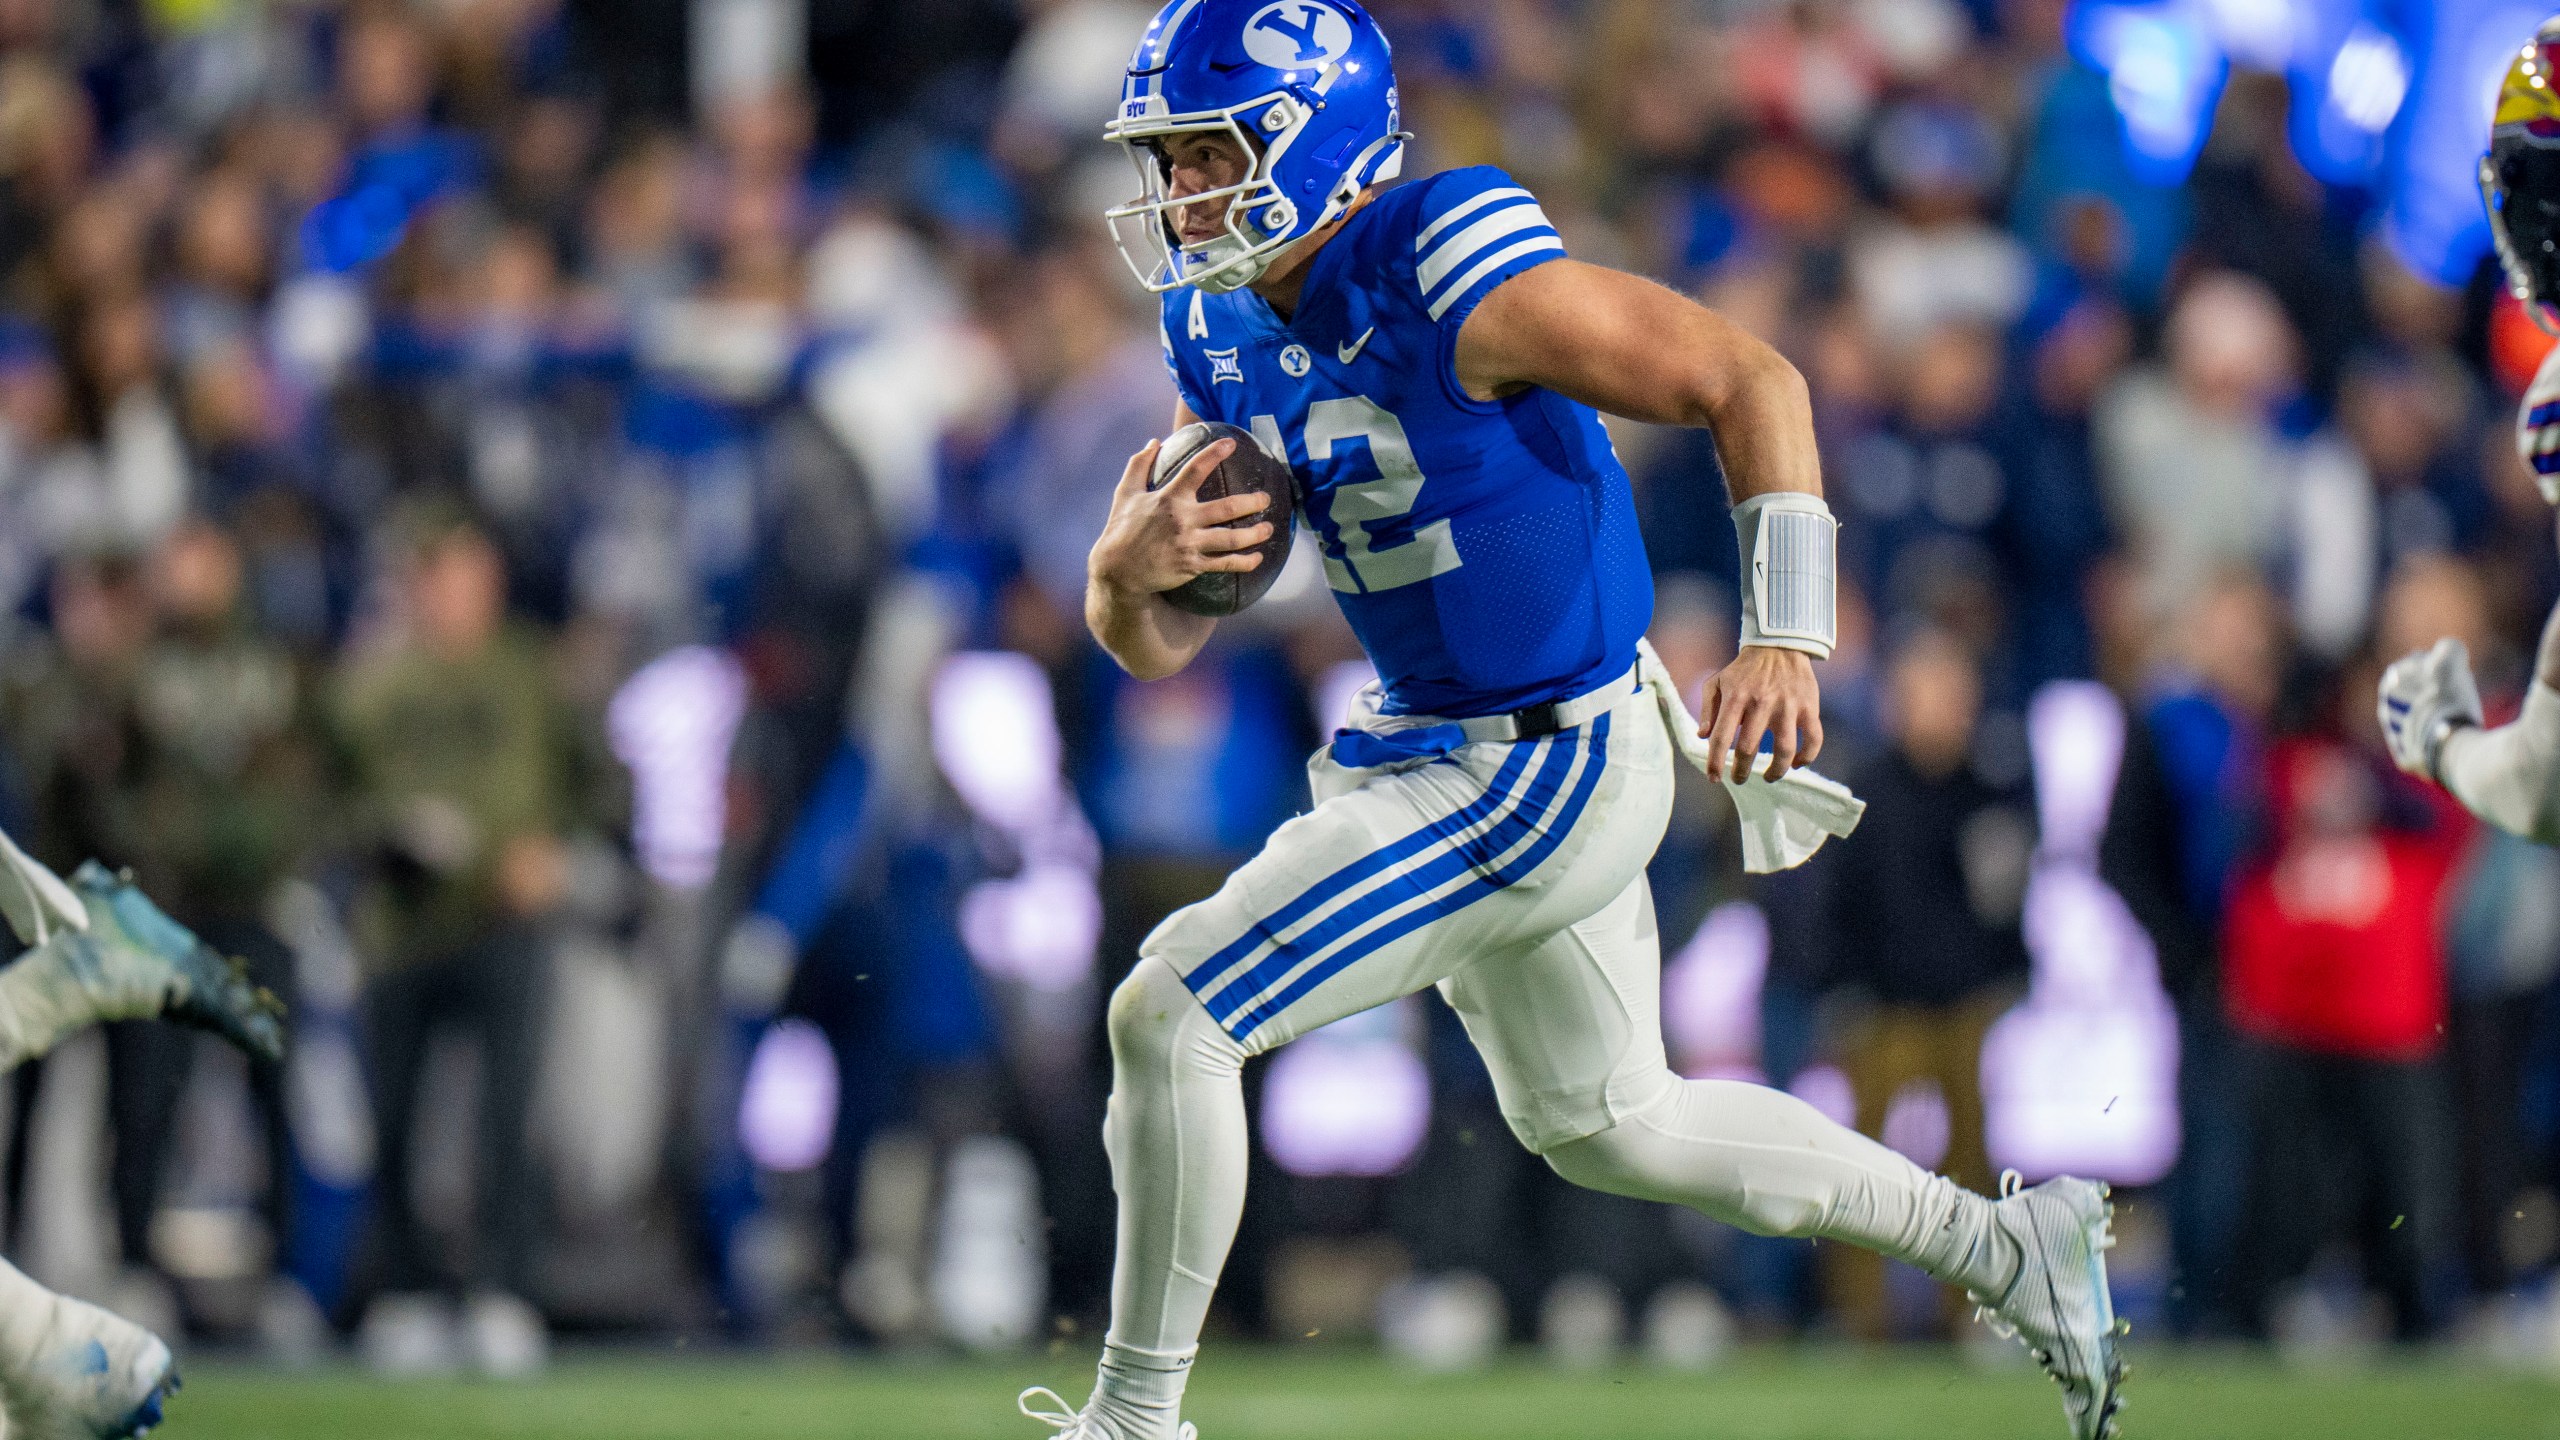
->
[1337, 327, 1375, 363]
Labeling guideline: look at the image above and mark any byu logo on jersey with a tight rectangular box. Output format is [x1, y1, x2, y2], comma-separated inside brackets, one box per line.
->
[1207, 347, 1245, 384]
[1279, 344, 1312, 377]
[1242, 1, 1352, 70]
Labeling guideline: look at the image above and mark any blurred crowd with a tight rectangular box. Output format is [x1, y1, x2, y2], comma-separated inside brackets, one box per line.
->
[0, 0, 2552, 1374]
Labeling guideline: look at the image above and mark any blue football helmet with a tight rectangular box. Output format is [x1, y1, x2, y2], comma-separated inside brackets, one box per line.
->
[1102, 0, 1407, 293]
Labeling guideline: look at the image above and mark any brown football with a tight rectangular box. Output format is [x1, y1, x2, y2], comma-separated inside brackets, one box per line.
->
[1146, 420, 1299, 617]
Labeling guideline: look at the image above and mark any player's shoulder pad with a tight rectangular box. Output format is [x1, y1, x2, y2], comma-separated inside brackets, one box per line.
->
[1396, 166, 1568, 326]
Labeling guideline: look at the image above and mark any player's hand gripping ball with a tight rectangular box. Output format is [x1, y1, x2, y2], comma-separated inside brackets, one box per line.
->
[1143, 421, 1298, 616]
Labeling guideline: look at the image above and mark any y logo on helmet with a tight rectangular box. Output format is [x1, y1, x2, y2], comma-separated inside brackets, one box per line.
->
[1243, 1, 1352, 70]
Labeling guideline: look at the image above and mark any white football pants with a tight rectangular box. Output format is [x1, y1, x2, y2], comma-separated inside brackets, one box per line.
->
[1088, 678, 2014, 1436]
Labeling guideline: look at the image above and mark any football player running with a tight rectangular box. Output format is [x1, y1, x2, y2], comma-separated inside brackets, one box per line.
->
[1025, 3, 2124, 1439]
[2380, 19, 2560, 843]
[0, 830, 285, 1438]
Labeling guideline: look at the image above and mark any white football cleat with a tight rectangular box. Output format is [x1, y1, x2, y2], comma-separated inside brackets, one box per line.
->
[1973, 1171, 2128, 1440]
[1018, 1387, 1196, 1440]
[0, 1289, 177, 1440]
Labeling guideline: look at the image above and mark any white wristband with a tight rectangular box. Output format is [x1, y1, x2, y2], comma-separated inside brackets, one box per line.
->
[1732, 491, 1837, 660]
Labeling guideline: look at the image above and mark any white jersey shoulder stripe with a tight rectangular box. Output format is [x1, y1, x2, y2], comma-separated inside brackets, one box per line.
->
[1416, 200, 1554, 296]
[1412, 185, 1534, 253]
[1134, 0, 1205, 96]
[1425, 235, 1567, 321]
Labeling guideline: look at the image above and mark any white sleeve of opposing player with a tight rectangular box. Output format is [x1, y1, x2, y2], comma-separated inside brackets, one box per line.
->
[2521, 345, 2560, 506]
[2439, 681, 2560, 846]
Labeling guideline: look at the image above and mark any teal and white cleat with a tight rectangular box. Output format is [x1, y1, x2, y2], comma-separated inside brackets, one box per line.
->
[1018, 1387, 1197, 1440]
[2, 1289, 178, 1440]
[1973, 1171, 2128, 1440]
[65, 863, 284, 1065]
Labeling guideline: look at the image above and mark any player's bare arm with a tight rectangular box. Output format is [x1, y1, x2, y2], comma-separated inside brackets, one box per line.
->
[1456, 260, 1828, 781]
[1084, 419, 1276, 680]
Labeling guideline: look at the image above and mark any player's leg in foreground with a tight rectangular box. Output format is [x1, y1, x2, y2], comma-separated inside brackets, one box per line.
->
[1025, 697, 2121, 1440]
[0, 1258, 176, 1440]
[0, 833, 288, 1436]
[1471, 923, 2123, 1440]
[0, 844, 286, 1069]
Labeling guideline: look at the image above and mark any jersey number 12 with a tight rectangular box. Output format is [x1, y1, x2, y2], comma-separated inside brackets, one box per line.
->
[1255, 397, 1465, 596]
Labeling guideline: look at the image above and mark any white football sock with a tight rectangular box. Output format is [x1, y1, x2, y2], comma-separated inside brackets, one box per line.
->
[1088, 956, 1246, 1440]
[1544, 1072, 2020, 1298]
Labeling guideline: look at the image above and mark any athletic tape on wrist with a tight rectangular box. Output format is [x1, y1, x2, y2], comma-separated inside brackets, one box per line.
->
[1732, 491, 1838, 659]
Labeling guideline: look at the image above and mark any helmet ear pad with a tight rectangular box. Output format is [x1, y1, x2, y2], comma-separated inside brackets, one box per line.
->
[2496, 140, 2560, 306]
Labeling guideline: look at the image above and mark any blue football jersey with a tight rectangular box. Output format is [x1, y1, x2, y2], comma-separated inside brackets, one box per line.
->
[1160, 166, 1655, 719]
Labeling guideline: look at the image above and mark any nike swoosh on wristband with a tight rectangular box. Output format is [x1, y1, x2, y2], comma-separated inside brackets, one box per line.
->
[1337, 327, 1374, 363]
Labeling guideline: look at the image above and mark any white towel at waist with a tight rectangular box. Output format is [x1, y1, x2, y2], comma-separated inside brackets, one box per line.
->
[1635, 638, 1865, 873]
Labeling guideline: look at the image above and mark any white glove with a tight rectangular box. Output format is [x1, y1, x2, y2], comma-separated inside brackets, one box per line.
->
[2519, 344, 2560, 505]
[2377, 636, 2484, 782]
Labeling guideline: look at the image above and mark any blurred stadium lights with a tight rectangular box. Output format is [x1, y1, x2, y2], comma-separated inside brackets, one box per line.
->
[1879, 1082, 1953, 1172]
[1663, 901, 1770, 1084]
[2294, 15, 2410, 183]
[738, 1016, 840, 1174]
[2027, 680, 2125, 860]
[959, 863, 1104, 992]
[607, 645, 749, 890]
[2063, 0, 2560, 286]
[2069, 0, 2231, 184]
[2326, 23, 2412, 131]
[936, 651, 1105, 991]
[2379, 0, 2550, 284]
[1789, 1064, 1858, 1129]
[1315, 658, 1381, 736]
[1982, 683, 2180, 1185]
[932, 650, 1070, 836]
[1260, 1000, 1434, 1178]
[2203, 0, 2299, 69]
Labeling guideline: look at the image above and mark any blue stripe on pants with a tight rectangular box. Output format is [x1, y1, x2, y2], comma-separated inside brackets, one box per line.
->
[1201, 730, 1578, 1025]
[1179, 738, 1538, 998]
[1224, 713, 1614, 1043]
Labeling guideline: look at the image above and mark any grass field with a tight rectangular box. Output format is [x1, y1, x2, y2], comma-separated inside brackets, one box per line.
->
[169, 1347, 2560, 1439]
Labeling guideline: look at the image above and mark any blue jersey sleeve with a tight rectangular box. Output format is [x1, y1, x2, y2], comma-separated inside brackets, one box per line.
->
[1160, 304, 1207, 416]
[1405, 167, 1567, 336]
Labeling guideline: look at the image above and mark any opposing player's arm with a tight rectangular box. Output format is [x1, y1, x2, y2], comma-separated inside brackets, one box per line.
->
[1453, 259, 1829, 781]
[1084, 401, 1276, 681]
[2398, 603, 2560, 844]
